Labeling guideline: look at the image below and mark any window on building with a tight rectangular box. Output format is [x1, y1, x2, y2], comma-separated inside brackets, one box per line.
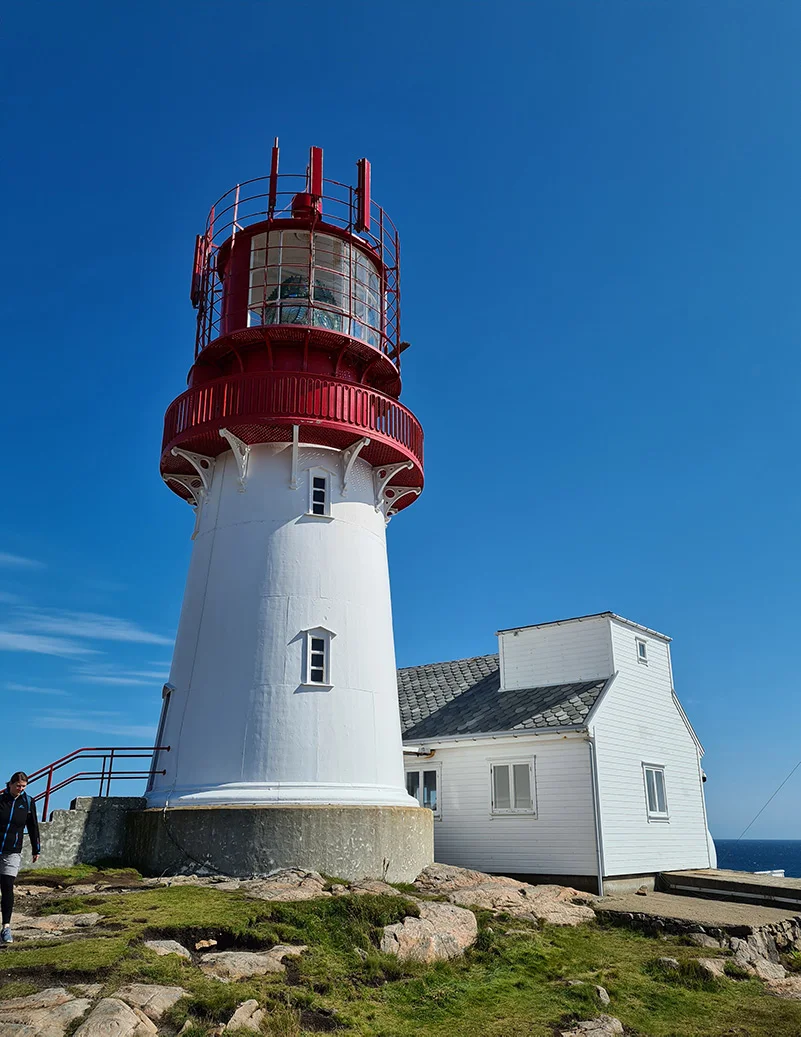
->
[490, 760, 536, 815]
[304, 631, 331, 686]
[406, 766, 440, 818]
[643, 764, 668, 820]
[308, 469, 330, 517]
[636, 638, 648, 664]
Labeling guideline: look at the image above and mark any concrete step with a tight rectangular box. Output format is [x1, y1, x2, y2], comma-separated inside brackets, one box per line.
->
[659, 869, 801, 911]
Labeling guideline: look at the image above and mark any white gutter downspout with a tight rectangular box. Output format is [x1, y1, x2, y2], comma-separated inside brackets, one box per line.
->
[588, 734, 605, 897]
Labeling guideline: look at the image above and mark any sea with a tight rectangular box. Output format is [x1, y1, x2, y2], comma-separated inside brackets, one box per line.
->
[715, 839, 801, 878]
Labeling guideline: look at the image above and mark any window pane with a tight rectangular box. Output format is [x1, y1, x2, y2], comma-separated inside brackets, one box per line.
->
[654, 770, 667, 813]
[513, 764, 532, 810]
[493, 765, 511, 810]
[311, 638, 324, 652]
[406, 771, 420, 802]
[646, 769, 657, 812]
[310, 668, 324, 683]
[312, 502, 325, 515]
[313, 490, 326, 504]
[313, 477, 326, 490]
[423, 770, 438, 812]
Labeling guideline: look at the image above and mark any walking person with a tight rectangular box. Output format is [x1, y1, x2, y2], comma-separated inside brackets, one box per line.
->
[0, 772, 40, 944]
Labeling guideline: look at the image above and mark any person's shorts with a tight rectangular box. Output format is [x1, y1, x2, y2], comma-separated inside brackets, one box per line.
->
[0, 854, 21, 878]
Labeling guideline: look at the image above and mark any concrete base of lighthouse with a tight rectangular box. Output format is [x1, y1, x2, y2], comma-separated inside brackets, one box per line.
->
[125, 805, 434, 883]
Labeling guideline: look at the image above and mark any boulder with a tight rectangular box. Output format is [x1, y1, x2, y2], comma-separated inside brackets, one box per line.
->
[696, 957, 726, 979]
[224, 1001, 265, 1031]
[595, 985, 610, 1005]
[114, 984, 188, 1021]
[656, 957, 680, 971]
[414, 864, 594, 926]
[380, 901, 477, 962]
[240, 869, 330, 902]
[687, 933, 721, 949]
[73, 998, 156, 1037]
[144, 939, 191, 959]
[71, 985, 103, 998]
[752, 958, 787, 981]
[0, 988, 92, 1037]
[200, 945, 307, 982]
[559, 1016, 624, 1036]
[766, 975, 801, 1000]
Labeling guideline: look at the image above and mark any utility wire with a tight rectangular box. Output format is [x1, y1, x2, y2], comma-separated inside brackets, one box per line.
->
[736, 756, 801, 841]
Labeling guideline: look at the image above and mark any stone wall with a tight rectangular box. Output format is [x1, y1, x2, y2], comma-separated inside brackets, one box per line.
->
[21, 797, 146, 869]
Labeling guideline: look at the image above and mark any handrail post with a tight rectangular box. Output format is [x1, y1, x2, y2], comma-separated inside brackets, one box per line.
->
[106, 749, 115, 796]
[42, 766, 54, 822]
[98, 754, 106, 797]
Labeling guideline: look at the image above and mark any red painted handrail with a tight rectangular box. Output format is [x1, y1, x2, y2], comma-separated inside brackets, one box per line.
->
[162, 371, 424, 472]
[26, 746, 169, 820]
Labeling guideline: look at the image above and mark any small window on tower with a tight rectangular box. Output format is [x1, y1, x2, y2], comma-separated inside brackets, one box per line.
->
[308, 469, 331, 517]
[304, 630, 332, 686]
[636, 638, 648, 664]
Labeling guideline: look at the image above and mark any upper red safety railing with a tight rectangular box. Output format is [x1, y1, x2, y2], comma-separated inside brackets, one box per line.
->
[26, 746, 169, 821]
[192, 173, 401, 360]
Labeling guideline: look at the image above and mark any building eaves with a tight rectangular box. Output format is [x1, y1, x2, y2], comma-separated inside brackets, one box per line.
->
[496, 611, 671, 643]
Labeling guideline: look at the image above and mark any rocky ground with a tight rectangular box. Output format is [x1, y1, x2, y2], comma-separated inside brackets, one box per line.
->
[2, 865, 801, 1036]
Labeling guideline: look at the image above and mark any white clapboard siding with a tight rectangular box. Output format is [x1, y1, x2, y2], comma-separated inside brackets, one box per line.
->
[407, 735, 598, 876]
[591, 618, 711, 875]
[499, 616, 613, 690]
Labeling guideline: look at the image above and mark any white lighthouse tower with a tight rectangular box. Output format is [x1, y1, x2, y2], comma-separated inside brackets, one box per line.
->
[134, 145, 433, 881]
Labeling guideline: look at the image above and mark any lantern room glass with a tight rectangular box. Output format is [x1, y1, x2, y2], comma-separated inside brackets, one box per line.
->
[247, 230, 382, 348]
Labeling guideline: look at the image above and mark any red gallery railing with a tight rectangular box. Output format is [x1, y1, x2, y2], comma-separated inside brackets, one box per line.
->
[162, 371, 424, 472]
[27, 746, 169, 821]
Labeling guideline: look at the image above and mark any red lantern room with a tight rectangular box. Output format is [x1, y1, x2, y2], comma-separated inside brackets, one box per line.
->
[160, 143, 423, 517]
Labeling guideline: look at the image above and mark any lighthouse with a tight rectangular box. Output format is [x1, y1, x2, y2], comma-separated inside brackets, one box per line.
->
[132, 145, 434, 881]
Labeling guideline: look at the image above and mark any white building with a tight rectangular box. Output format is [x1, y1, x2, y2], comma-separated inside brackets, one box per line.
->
[399, 612, 716, 894]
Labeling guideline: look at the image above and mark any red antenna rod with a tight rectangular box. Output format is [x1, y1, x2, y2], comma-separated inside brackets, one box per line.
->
[268, 137, 280, 216]
[355, 158, 371, 233]
[309, 145, 323, 197]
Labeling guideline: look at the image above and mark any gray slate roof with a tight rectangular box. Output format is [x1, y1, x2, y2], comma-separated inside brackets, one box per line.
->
[398, 653, 609, 741]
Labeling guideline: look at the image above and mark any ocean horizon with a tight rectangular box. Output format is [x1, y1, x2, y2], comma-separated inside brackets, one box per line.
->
[714, 839, 801, 878]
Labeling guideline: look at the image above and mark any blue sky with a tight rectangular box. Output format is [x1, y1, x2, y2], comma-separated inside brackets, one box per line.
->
[1, 1, 799, 838]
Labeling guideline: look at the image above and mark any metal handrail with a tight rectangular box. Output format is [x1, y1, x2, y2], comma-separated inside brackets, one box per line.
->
[26, 746, 169, 820]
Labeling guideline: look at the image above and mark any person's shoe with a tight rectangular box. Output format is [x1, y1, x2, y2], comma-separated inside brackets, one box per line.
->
[0, 926, 12, 944]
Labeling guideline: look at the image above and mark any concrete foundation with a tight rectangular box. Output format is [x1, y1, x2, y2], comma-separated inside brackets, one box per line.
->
[21, 797, 146, 870]
[125, 804, 434, 882]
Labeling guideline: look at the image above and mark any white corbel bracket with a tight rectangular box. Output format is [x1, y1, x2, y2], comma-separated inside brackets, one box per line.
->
[163, 474, 206, 539]
[171, 448, 216, 494]
[219, 428, 251, 491]
[385, 486, 422, 518]
[374, 461, 414, 511]
[341, 436, 371, 495]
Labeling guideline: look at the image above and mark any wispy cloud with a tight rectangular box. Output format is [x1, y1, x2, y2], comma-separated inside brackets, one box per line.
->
[19, 610, 172, 646]
[73, 664, 169, 687]
[0, 591, 22, 605]
[0, 631, 98, 657]
[0, 553, 45, 570]
[34, 710, 155, 740]
[5, 682, 70, 697]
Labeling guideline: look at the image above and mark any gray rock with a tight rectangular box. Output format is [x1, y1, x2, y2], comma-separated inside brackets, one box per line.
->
[200, 945, 307, 982]
[766, 974, 801, 1000]
[71, 985, 103, 998]
[752, 958, 787, 981]
[114, 984, 188, 1021]
[0, 988, 92, 1037]
[144, 939, 191, 959]
[560, 1015, 624, 1036]
[224, 1001, 265, 1031]
[380, 901, 477, 962]
[595, 985, 610, 1005]
[73, 998, 156, 1037]
[657, 957, 680, 970]
[696, 957, 726, 979]
[687, 933, 721, 949]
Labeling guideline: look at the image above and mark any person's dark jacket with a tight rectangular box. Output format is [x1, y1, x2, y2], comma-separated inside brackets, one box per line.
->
[0, 788, 40, 856]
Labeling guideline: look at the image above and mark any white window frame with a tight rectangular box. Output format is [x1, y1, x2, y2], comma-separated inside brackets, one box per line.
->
[405, 763, 442, 819]
[489, 758, 537, 817]
[307, 467, 332, 518]
[636, 638, 648, 664]
[303, 629, 333, 687]
[643, 763, 669, 821]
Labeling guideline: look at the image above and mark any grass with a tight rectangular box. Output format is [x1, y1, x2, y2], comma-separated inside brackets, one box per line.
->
[3, 870, 801, 1036]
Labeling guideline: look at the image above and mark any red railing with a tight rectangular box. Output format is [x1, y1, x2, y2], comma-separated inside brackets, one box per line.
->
[162, 371, 424, 473]
[27, 746, 169, 821]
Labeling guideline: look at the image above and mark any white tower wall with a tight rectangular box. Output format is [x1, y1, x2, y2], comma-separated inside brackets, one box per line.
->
[147, 441, 416, 809]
